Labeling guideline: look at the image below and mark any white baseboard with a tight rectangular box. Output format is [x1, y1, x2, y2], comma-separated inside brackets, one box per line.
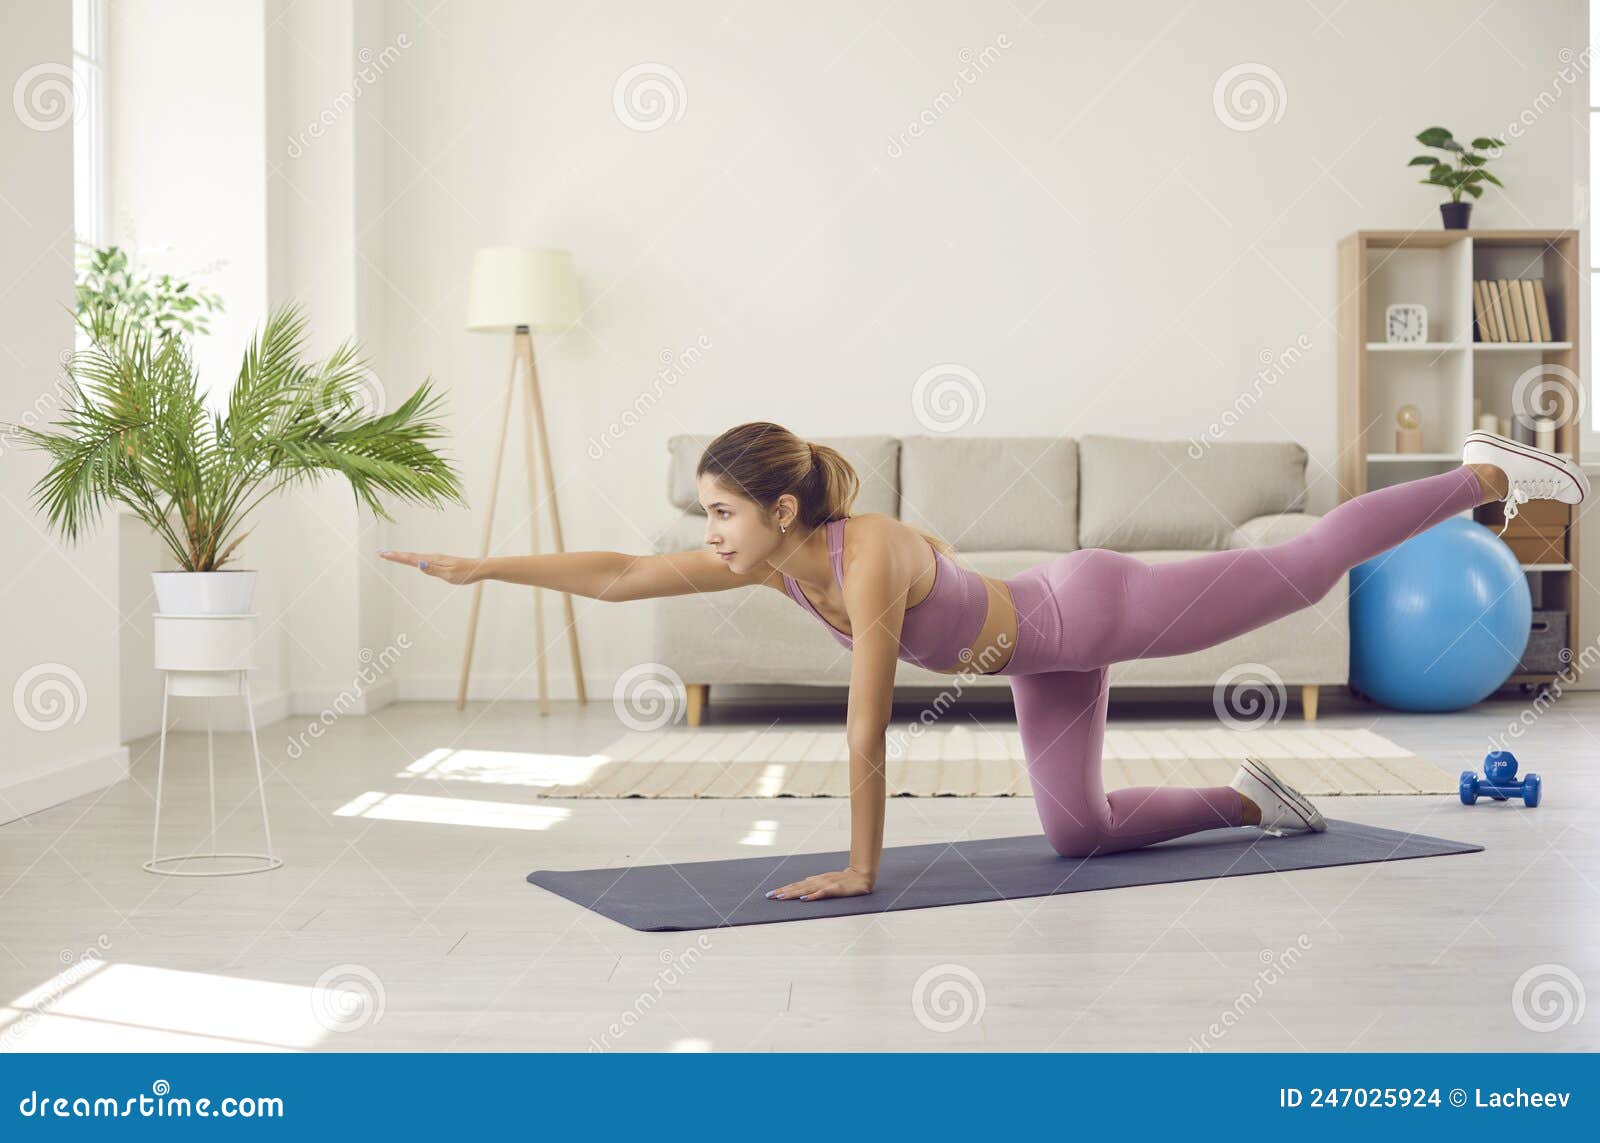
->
[164, 687, 292, 734]
[142, 679, 402, 738]
[0, 743, 131, 826]
[288, 675, 399, 717]
[397, 674, 591, 702]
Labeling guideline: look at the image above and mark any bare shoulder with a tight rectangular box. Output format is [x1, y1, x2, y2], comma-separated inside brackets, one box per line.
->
[843, 512, 914, 546]
[839, 513, 917, 568]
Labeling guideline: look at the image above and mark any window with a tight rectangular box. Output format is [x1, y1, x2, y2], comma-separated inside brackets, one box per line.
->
[72, 0, 106, 247]
[72, 0, 107, 351]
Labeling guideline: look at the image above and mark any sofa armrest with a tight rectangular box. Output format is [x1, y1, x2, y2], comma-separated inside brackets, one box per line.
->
[1226, 512, 1319, 549]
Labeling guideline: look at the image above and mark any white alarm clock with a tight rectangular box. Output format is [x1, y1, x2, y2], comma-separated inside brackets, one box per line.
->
[1385, 303, 1428, 344]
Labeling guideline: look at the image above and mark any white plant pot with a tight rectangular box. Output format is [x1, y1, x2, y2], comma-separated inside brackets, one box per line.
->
[153, 613, 258, 679]
[151, 569, 257, 615]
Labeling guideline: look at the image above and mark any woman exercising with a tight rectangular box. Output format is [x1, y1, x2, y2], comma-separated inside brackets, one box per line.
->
[379, 421, 1587, 904]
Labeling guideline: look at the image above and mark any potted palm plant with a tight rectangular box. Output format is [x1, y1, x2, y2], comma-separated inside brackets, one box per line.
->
[2, 302, 466, 662]
[1407, 126, 1506, 230]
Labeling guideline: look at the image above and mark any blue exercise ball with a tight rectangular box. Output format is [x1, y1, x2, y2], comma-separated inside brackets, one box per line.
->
[1348, 516, 1531, 712]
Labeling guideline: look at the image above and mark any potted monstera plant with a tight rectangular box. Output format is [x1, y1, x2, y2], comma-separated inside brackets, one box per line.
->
[1408, 126, 1506, 230]
[2, 302, 466, 642]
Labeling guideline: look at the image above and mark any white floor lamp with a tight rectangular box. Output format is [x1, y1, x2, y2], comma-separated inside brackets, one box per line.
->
[459, 246, 588, 715]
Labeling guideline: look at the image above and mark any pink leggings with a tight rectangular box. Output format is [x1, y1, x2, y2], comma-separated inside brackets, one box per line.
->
[995, 465, 1484, 858]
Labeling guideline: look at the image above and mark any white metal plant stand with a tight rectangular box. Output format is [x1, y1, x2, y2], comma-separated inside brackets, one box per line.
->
[144, 612, 282, 876]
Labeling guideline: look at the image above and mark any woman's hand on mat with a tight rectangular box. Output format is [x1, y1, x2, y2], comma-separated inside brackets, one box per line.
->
[765, 866, 874, 902]
[377, 549, 483, 586]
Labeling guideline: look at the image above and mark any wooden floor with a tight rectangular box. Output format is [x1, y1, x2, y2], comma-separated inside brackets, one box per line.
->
[2, 688, 1595, 1052]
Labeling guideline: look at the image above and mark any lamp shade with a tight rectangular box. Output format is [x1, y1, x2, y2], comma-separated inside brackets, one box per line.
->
[466, 246, 580, 333]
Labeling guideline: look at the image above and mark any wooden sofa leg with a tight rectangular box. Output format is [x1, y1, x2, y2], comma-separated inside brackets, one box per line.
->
[1301, 684, 1319, 722]
[685, 684, 708, 727]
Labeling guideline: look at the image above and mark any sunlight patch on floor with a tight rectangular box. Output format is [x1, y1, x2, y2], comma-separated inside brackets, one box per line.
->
[1, 962, 365, 1051]
[400, 747, 610, 789]
[333, 790, 571, 831]
[738, 819, 779, 846]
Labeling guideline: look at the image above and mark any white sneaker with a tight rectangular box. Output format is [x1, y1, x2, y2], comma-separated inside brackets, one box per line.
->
[1229, 756, 1327, 837]
[1462, 430, 1589, 536]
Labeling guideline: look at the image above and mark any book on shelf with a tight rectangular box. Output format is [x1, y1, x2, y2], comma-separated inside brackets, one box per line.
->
[1473, 277, 1554, 342]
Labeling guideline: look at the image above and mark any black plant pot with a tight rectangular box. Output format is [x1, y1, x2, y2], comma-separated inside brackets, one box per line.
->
[1440, 201, 1472, 230]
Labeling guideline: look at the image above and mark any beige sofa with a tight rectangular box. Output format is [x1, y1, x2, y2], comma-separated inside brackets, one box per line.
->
[650, 433, 1348, 726]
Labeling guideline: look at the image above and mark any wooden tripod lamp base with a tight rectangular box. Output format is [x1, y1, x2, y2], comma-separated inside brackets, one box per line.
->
[459, 247, 588, 715]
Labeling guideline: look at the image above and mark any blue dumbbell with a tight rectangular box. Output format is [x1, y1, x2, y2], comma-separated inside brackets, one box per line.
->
[1459, 750, 1542, 807]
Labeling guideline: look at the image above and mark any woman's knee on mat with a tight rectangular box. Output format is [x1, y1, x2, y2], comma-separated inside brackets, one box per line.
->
[1043, 826, 1107, 858]
[1039, 814, 1114, 859]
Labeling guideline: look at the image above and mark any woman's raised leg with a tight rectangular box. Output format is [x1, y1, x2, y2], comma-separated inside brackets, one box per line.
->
[1086, 464, 1485, 666]
[1009, 665, 1245, 858]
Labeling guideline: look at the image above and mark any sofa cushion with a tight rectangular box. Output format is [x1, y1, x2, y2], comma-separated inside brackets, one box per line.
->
[667, 433, 901, 517]
[1077, 434, 1308, 551]
[1227, 512, 1319, 548]
[899, 435, 1078, 552]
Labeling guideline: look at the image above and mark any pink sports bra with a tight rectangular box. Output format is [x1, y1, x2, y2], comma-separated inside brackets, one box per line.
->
[779, 517, 990, 671]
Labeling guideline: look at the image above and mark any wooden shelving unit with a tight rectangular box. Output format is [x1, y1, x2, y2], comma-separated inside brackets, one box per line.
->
[1337, 229, 1581, 687]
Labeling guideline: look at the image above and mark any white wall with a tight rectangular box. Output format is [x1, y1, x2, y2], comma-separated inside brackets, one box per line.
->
[261, 0, 364, 730]
[1, 0, 128, 822]
[352, 0, 1600, 699]
[7, 0, 1599, 825]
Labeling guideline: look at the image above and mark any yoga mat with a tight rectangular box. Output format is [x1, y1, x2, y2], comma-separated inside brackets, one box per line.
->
[526, 819, 1484, 931]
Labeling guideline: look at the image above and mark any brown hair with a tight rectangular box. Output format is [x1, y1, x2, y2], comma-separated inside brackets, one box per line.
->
[696, 421, 954, 555]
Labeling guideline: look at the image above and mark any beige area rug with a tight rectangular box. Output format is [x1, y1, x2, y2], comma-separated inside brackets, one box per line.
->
[510, 726, 1455, 798]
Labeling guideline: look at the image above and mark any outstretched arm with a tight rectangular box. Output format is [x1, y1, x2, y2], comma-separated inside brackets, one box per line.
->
[377, 547, 771, 600]
[767, 531, 905, 902]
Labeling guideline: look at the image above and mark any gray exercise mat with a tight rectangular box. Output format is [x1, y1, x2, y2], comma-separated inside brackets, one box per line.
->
[526, 818, 1484, 931]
